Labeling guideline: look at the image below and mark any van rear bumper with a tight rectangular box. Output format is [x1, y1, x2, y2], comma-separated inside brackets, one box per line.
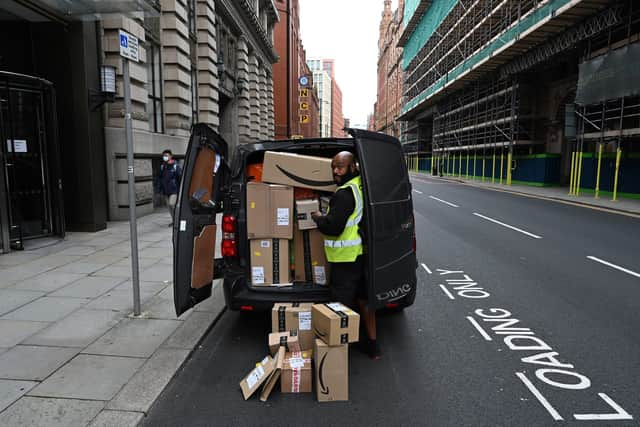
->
[223, 269, 331, 311]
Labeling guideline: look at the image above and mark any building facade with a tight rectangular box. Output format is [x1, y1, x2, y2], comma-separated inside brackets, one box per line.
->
[375, 0, 404, 139]
[0, 0, 279, 252]
[307, 59, 333, 137]
[321, 59, 346, 137]
[399, 0, 639, 196]
[273, 0, 320, 139]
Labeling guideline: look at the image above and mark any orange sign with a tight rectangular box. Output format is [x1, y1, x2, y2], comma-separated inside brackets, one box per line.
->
[300, 102, 309, 110]
[299, 115, 309, 124]
[300, 89, 309, 97]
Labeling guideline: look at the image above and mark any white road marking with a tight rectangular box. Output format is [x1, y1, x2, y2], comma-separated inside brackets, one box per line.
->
[587, 256, 640, 279]
[439, 284, 455, 300]
[473, 212, 543, 239]
[466, 316, 492, 341]
[421, 263, 432, 274]
[429, 195, 459, 208]
[516, 372, 564, 420]
[413, 189, 423, 194]
[573, 393, 633, 420]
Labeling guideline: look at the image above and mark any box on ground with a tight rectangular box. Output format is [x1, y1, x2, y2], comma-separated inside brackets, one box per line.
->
[281, 350, 313, 393]
[268, 331, 301, 356]
[262, 151, 337, 192]
[260, 347, 285, 402]
[314, 339, 348, 402]
[250, 239, 290, 286]
[312, 303, 360, 346]
[295, 199, 319, 230]
[271, 302, 315, 351]
[293, 228, 329, 285]
[239, 355, 276, 400]
[247, 182, 293, 239]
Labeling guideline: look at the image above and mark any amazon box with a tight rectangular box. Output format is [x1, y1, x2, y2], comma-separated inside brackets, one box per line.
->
[263, 151, 337, 192]
[268, 331, 301, 356]
[293, 228, 329, 286]
[250, 239, 290, 286]
[239, 355, 276, 400]
[260, 347, 285, 402]
[272, 302, 315, 351]
[281, 350, 313, 393]
[312, 303, 360, 346]
[314, 339, 348, 402]
[295, 199, 319, 230]
[247, 182, 293, 239]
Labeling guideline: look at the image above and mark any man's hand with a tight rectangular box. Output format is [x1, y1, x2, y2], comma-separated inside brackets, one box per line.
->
[310, 211, 323, 222]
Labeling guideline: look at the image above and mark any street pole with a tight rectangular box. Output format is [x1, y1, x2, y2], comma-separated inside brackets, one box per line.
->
[123, 59, 141, 316]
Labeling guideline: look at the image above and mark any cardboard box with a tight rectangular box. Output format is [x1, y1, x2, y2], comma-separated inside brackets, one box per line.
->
[268, 331, 301, 356]
[239, 355, 276, 400]
[312, 303, 360, 346]
[295, 199, 319, 230]
[314, 339, 348, 402]
[281, 350, 313, 393]
[293, 228, 329, 285]
[271, 303, 315, 351]
[260, 347, 284, 402]
[250, 239, 290, 286]
[263, 151, 337, 192]
[246, 182, 293, 239]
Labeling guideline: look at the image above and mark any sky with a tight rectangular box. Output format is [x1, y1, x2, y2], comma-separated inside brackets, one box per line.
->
[298, 0, 399, 127]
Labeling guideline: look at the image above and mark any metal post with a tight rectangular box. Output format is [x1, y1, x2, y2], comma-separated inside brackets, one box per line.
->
[500, 150, 504, 184]
[569, 151, 576, 195]
[595, 143, 603, 199]
[466, 152, 470, 179]
[576, 144, 583, 196]
[507, 148, 513, 186]
[123, 59, 141, 316]
[473, 151, 476, 179]
[492, 149, 496, 183]
[482, 154, 486, 182]
[612, 145, 622, 201]
[458, 152, 462, 178]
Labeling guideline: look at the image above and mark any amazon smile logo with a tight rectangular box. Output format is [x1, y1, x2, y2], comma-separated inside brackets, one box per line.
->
[276, 165, 334, 187]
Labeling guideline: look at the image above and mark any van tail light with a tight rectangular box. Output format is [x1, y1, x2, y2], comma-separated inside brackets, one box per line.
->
[240, 305, 254, 311]
[386, 303, 400, 309]
[221, 215, 237, 257]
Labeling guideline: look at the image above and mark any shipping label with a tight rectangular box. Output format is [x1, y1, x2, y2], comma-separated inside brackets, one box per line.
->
[314, 266, 326, 285]
[298, 311, 311, 330]
[246, 365, 265, 389]
[277, 208, 290, 226]
[252, 267, 265, 284]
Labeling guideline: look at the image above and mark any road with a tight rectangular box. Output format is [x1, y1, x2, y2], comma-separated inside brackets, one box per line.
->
[143, 175, 640, 426]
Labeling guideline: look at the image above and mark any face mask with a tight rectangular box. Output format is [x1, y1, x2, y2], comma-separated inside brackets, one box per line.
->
[162, 155, 169, 162]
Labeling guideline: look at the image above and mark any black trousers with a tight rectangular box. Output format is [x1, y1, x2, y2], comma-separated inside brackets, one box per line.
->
[329, 255, 366, 307]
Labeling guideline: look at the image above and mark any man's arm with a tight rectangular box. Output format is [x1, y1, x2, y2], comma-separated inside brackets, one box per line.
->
[312, 188, 354, 237]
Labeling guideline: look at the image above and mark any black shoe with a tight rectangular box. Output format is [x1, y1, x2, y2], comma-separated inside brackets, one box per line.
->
[358, 339, 382, 360]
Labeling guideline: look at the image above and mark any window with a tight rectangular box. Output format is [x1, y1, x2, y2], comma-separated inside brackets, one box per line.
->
[145, 19, 163, 133]
[191, 68, 198, 125]
[187, 0, 197, 38]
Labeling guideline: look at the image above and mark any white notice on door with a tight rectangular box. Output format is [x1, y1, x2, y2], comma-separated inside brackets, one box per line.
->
[314, 266, 326, 285]
[277, 208, 290, 226]
[252, 267, 265, 284]
[298, 311, 311, 330]
[6, 139, 27, 153]
[246, 365, 265, 389]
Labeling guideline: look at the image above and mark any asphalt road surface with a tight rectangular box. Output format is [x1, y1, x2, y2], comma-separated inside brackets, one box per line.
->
[143, 175, 640, 426]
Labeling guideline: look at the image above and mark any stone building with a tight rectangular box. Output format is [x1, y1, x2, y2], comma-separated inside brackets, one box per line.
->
[0, 0, 279, 252]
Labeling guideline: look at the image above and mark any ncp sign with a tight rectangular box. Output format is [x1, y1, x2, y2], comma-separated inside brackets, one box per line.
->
[119, 30, 139, 62]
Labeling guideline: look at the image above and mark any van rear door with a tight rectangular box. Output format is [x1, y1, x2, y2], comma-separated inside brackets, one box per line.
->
[351, 129, 417, 309]
[173, 124, 229, 316]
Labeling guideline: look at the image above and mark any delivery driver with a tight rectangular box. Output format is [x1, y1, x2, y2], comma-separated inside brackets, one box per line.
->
[310, 151, 381, 360]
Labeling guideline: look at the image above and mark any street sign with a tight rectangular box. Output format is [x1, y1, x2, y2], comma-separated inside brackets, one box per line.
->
[299, 75, 309, 86]
[299, 115, 309, 124]
[300, 102, 309, 110]
[300, 88, 309, 97]
[119, 30, 139, 62]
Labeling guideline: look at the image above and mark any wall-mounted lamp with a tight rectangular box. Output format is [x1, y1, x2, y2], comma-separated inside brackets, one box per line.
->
[234, 77, 248, 95]
[90, 65, 117, 111]
[216, 59, 226, 77]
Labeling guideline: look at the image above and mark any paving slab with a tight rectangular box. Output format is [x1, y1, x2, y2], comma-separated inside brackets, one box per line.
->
[113, 280, 167, 295]
[83, 318, 181, 358]
[162, 310, 220, 350]
[23, 309, 122, 348]
[0, 320, 49, 347]
[85, 289, 159, 313]
[91, 264, 134, 278]
[143, 296, 191, 320]
[139, 263, 172, 282]
[0, 289, 45, 316]
[0, 252, 42, 267]
[138, 247, 171, 259]
[113, 257, 162, 269]
[82, 253, 128, 265]
[0, 379, 38, 412]
[9, 271, 85, 293]
[52, 261, 111, 275]
[28, 354, 145, 401]
[0, 346, 79, 381]
[106, 348, 190, 413]
[1, 297, 86, 322]
[0, 396, 104, 426]
[56, 246, 99, 256]
[88, 410, 144, 427]
[49, 276, 125, 299]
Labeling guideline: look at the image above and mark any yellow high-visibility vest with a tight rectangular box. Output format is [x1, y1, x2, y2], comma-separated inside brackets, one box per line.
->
[323, 175, 363, 263]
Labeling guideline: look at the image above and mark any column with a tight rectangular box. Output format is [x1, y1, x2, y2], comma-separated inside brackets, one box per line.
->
[236, 36, 252, 144]
[266, 71, 275, 139]
[248, 53, 260, 141]
[196, 0, 220, 129]
[258, 66, 268, 140]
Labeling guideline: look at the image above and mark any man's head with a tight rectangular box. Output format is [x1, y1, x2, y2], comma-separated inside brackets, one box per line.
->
[162, 149, 172, 162]
[331, 151, 358, 185]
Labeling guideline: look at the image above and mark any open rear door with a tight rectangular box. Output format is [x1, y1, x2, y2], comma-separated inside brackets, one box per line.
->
[351, 129, 417, 310]
[173, 124, 229, 316]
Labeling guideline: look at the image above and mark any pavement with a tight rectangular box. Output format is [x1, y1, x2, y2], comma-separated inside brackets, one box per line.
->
[411, 171, 640, 216]
[0, 212, 225, 427]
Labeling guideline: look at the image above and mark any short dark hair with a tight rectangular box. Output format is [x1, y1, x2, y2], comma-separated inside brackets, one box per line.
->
[162, 149, 172, 155]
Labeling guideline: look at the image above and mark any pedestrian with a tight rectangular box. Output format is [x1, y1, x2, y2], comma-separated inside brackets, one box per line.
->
[156, 149, 182, 225]
[310, 151, 381, 360]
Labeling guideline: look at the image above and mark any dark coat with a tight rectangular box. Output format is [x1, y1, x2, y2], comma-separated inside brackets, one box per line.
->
[156, 161, 182, 195]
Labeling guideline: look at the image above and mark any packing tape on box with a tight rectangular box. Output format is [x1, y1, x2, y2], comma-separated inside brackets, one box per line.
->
[279, 335, 289, 351]
[325, 303, 349, 328]
[292, 367, 301, 393]
[272, 239, 280, 283]
[278, 306, 286, 332]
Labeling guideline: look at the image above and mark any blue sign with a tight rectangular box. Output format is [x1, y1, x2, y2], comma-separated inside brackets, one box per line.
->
[120, 34, 128, 48]
[299, 75, 309, 87]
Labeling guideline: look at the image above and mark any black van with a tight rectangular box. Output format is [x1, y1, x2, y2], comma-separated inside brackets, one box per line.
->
[172, 124, 417, 316]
